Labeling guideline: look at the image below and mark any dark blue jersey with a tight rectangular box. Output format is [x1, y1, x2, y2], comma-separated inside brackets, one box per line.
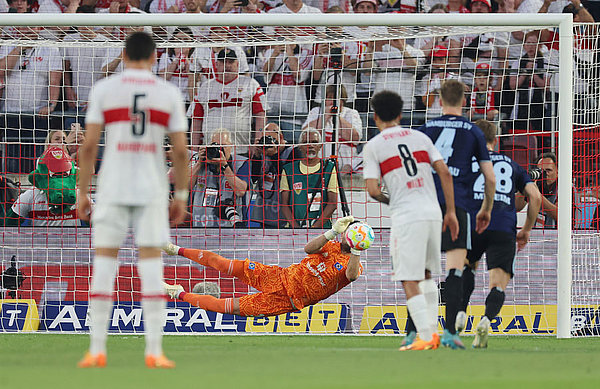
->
[469, 150, 532, 235]
[418, 115, 489, 211]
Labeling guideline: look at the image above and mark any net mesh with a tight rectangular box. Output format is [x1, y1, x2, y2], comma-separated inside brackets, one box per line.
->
[0, 21, 597, 335]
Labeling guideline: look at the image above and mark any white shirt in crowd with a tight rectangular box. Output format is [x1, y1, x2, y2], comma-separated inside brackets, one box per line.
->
[373, 42, 424, 110]
[86, 68, 187, 205]
[302, 106, 363, 170]
[62, 32, 121, 108]
[189, 74, 267, 153]
[156, 53, 192, 102]
[149, 0, 186, 13]
[343, 26, 389, 94]
[362, 125, 443, 224]
[190, 46, 250, 82]
[11, 188, 84, 227]
[0, 45, 62, 113]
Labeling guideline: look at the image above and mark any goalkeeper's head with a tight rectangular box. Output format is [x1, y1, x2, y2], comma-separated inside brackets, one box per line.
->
[124, 31, 157, 69]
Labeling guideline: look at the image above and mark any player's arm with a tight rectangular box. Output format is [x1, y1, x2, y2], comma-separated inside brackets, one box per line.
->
[432, 159, 459, 241]
[77, 123, 103, 222]
[476, 160, 496, 233]
[517, 182, 542, 250]
[305, 215, 355, 254]
[345, 252, 361, 282]
[540, 195, 558, 222]
[365, 178, 389, 205]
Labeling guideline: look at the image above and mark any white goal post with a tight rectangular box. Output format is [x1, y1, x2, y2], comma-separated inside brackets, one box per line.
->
[0, 13, 577, 337]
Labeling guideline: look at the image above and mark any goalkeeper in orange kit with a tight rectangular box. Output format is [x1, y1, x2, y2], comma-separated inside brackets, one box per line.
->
[163, 216, 367, 316]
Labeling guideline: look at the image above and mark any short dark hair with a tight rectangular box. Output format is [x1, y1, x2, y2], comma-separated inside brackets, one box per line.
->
[474, 119, 496, 144]
[440, 79, 465, 107]
[537, 152, 557, 165]
[370, 91, 403, 122]
[124, 32, 156, 61]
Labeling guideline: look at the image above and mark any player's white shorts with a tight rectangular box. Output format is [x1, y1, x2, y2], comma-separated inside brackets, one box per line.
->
[92, 202, 169, 248]
[390, 220, 442, 281]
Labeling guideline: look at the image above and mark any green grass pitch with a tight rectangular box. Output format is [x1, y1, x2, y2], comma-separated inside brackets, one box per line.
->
[1, 334, 599, 388]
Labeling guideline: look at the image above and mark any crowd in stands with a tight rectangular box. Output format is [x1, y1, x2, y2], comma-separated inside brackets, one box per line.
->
[0, 0, 599, 229]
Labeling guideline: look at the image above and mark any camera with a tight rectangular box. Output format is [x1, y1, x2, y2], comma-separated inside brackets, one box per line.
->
[206, 142, 224, 160]
[329, 46, 343, 69]
[257, 135, 278, 148]
[219, 198, 245, 227]
[529, 167, 546, 180]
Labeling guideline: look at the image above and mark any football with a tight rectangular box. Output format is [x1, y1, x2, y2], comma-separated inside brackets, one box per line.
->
[344, 222, 375, 251]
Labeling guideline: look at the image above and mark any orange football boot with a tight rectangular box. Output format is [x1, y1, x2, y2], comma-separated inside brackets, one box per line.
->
[78, 352, 107, 368]
[399, 333, 440, 351]
[145, 354, 176, 369]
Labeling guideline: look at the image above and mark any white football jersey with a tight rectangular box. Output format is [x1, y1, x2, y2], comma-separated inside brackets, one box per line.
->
[363, 125, 443, 224]
[86, 68, 187, 206]
[188, 75, 266, 153]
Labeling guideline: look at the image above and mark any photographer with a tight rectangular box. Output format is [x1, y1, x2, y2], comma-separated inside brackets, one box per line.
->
[249, 123, 299, 228]
[311, 41, 356, 106]
[191, 129, 251, 228]
[524, 152, 558, 228]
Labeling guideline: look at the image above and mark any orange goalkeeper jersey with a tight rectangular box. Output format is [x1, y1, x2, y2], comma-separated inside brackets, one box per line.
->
[280, 241, 363, 310]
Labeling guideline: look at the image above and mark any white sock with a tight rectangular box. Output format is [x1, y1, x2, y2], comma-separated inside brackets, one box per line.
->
[407, 294, 434, 342]
[419, 279, 439, 334]
[89, 255, 119, 355]
[138, 257, 165, 357]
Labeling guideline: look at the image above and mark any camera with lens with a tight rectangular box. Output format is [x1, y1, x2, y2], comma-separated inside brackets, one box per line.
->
[206, 142, 224, 160]
[529, 167, 546, 180]
[257, 135, 278, 148]
[219, 198, 245, 227]
[329, 46, 343, 69]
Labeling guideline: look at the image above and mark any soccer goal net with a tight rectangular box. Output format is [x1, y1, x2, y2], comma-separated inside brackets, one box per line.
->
[0, 13, 595, 338]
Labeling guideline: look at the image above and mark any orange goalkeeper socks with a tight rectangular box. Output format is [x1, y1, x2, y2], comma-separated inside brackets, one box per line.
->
[180, 293, 234, 314]
[180, 248, 245, 278]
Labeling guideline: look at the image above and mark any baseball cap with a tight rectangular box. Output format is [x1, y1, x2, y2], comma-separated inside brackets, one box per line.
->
[470, 0, 492, 10]
[217, 48, 237, 61]
[42, 146, 72, 174]
[354, 0, 378, 8]
[475, 62, 492, 73]
[431, 45, 449, 58]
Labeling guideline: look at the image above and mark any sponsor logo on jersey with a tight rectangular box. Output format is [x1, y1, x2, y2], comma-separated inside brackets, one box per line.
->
[248, 262, 256, 270]
[293, 182, 302, 191]
[334, 262, 343, 271]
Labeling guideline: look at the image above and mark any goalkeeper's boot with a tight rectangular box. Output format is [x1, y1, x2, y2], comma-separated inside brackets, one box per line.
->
[145, 354, 176, 369]
[398, 331, 417, 351]
[455, 311, 467, 334]
[472, 316, 490, 349]
[163, 242, 181, 256]
[164, 282, 184, 299]
[78, 352, 107, 368]
[441, 329, 465, 350]
[402, 333, 440, 351]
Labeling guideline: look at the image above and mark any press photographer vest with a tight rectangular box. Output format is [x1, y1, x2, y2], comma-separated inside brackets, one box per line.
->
[192, 156, 249, 228]
[282, 159, 335, 228]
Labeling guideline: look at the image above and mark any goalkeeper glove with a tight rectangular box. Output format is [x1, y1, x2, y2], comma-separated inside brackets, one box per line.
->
[324, 215, 355, 240]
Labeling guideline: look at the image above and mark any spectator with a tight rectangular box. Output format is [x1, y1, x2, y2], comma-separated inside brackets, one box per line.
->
[189, 48, 266, 154]
[63, 5, 121, 125]
[0, 175, 19, 226]
[302, 84, 362, 174]
[204, 0, 259, 13]
[149, 0, 186, 13]
[5, 146, 89, 226]
[64, 122, 86, 163]
[508, 30, 549, 135]
[190, 129, 251, 227]
[188, 27, 250, 101]
[304, 0, 350, 12]
[418, 45, 459, 119]
[249, 122, 299, 228]
[157, 27, 194, 103]
[447, 0, 470, 12]
[468, 62, 500, 121]
[373, 38, 424, 111]
[267, 0, 321, 14]
[379, 0, 422, 12]
[533, 152, 558, 228]
[0, 26, 62, 173]
[280, 128, 338, 229]
[37, 0, 79, 13]
[312, 40, 358, 107]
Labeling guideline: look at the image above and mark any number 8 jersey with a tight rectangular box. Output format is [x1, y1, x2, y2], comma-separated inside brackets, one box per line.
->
[363, 125, 444, 223]
[86, 68, 188, 206]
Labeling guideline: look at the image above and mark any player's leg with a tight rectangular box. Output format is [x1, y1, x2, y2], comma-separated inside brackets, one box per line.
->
[392, 222, 438, 350]
[165, 282, 241, 315]
[79, 204, 129, 368]
[422, 220, 443, 335]
[135, 205, 174, 368]
[440, 206, 470, 349]
[164, 243, 246, 280]
[456, 232, 486, 334]
[473, 232, 514, 349]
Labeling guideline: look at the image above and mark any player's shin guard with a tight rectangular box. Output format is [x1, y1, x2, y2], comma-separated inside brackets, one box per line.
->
[406, 294, 434, 342]
[444, 268, 463, 334]
[484, 287, 505, 320]
[419, 279, 439, 332]
[138, 258, 166, 357]
[88, 256, 119, 355]
[181, 248, 245, 278]
[181, 293, 234, 314]
[461, 266, 475, 312]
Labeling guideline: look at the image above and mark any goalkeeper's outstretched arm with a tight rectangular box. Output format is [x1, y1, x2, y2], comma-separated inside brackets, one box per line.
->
[304, 215, 355, 254]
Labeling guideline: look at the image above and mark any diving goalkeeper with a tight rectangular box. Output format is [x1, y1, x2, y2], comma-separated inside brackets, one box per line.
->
[163, 216, 365, 316]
